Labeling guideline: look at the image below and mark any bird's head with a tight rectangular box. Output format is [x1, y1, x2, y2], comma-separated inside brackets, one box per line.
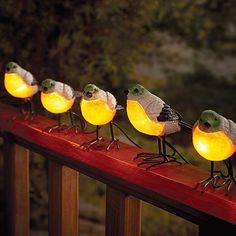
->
[198, 110, 222, 132]
[41, 79, 56, 93]
[83, 84, 99, 100]
[125, 84, 148, 100]
[5, 62, 19, 73]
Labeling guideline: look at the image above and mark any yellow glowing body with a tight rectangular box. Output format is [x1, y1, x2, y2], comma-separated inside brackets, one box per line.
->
[41, 92, 74, 114]
[4, 73, 36, 98]
[127, 100, 164, 136]
[80, 98, 115, 125]
[192, 125, 236, 161]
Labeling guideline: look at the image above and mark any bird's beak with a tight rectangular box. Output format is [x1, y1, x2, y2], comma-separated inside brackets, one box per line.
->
[124, 90, 129, 95]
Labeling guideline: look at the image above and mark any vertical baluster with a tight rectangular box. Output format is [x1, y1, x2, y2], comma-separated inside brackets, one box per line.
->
[4, 136, 29, 236]
[48, 161, 79, 236]
[106, 186, 141, 236]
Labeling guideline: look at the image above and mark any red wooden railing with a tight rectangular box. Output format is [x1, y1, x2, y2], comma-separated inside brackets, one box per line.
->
[0, 102, 235, 236]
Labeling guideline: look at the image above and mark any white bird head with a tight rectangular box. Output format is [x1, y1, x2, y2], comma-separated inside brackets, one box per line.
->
[41, 79, 56, 93]
[83, 84, 100, 100]
[5, 62, 19, 73]
[125, 84, 150, 100]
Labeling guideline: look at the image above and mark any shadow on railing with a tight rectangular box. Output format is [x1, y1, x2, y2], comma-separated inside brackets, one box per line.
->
[0, 102, 235, 236]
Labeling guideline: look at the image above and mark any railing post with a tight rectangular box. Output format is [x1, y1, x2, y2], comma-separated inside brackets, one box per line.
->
[48, 161, 79, 236]
[106, 186, 141, 236]
[4, 136, 30, 236]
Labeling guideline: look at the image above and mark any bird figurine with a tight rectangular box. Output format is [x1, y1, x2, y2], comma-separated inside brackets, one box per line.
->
[40, 78, 85, 133]
[4, 61, 38, 118]
[80, 84, 121, 151]
[192, 110, 236, 194]
[125, 84, 191, 169]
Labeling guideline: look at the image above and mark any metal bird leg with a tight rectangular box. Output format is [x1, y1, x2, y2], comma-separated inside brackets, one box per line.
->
[216, 158, 236, 195]
[111, 122, 141, 148]
[134, 138, 162, 160]
[65, 110, 87, 134]
[194, 161, 221, 193]
[44, 114, 67, 133]
[106, 122, 119, 151]
[137, 136, 188, 170]
[80, 126, 103, 150]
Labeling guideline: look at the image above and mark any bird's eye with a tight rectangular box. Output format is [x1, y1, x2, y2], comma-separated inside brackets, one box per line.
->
[214, 117, 218, 121]
[134, 88, 139, 93]
[86, 92, 92, 98]
[13, 65, 17, 68]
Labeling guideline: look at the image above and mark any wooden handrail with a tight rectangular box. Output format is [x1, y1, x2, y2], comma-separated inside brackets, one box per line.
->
[0, 102, 236, 235]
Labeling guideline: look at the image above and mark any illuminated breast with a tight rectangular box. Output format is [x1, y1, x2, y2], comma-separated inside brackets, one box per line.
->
[126, 100, 164, 136]
[4, 73, 37, 98]
[192, 124, 236, 161]
[41, 92, 74, 114]
[80, 98, 116, 125]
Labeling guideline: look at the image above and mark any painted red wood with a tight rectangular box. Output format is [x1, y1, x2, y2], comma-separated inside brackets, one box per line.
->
[4, 142, 29, 236]
[0, 102, 236, 225]
[48, 161, 79, 236]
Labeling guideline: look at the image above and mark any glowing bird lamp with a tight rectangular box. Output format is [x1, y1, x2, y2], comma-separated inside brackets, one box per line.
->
[41, 92, 75, 114]
[192, 124, 235, 161]
[4, 73, 36, 98]
[80, 98, 116, 125]
[126, 100, 164, 136]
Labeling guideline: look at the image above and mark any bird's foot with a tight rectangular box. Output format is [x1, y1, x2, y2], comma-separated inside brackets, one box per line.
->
[194, 174, 221, 193]
[80, 137, 103, 151]
[43, 124, 68, 133]
[215, 176, 236, 196]
[137, 155, 181, 170]
[64, 125, 83, 134]
[134, 152, 162, 161]
[106, 138, 119, 151]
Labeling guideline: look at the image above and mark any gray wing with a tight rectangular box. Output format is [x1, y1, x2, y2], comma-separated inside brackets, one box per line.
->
[227, 119, 236, 145]
[55, 82, 74, 100]
[17, 66, 37, 86]
[142, 95, 164, 122]
[157, 103, 182, 122]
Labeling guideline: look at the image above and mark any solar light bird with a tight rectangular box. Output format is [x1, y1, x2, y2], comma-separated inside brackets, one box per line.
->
[40, 79, 85, 133]
[192, 110, 236, 194]
[125, 84, 191, 169]
[4, 61, 38, 117]
[80, 84, 123, 151]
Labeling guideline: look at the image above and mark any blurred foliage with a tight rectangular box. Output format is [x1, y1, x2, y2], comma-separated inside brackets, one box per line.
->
[1, 0, 236, 91]
[0, 0, 156, 90]
[155, 0, 236, 54]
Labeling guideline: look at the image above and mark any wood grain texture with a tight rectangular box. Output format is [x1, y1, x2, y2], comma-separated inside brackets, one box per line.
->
[48, 161, 79, 236]
[0, 102, 236, 228]
[106, 186, 141, 236]
[4, 141, 29, 236]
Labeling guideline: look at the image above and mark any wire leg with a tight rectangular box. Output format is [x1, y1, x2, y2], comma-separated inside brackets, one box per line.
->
[216, 158, 236, 195]
[44, 114, 67, 133]
[137, 136, 183, 170]
[106, 122, 119, 151]
[194, 161, 221, 192]
[134, 138, 162, 160]
[80, 126, 103, 150]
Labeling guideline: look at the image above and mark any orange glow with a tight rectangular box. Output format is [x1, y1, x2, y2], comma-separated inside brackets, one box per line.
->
[127, 100, 164, 136]
[41, 92, 74, 114]
[80, 98, 115, 125]
[192, 124, 235, 161]
[4, 73, 36, 98]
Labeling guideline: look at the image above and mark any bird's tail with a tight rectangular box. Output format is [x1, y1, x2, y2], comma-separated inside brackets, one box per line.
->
[179, 121, 193, 134]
